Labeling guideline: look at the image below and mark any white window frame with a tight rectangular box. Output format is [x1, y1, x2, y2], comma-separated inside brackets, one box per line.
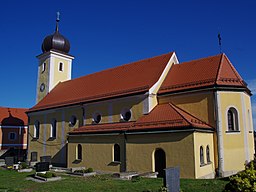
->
[226, 106, 240, 132]
[76, 144, 82, 160]
[34, 121, 40, 138]
[50, 119, 57, 138]
[200, 146, 204, 166]
[59, 62, 64, 72]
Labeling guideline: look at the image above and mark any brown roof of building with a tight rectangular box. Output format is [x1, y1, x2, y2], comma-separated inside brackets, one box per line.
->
[29, 52, 174, 112]
[69, 103, 212, 134]
[0, 107, 28, 126]
[159, 54, 246, 94]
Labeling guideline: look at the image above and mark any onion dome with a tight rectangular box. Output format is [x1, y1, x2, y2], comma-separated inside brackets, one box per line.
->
[41, 12, 70, 54]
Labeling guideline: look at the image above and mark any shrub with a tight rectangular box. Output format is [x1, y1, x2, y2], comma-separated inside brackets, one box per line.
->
[223, 162, 256, 192]
[158, 186, 168, 192]
[131, 176, 141, 182]
[37, 172, 57, 178]
[19, 162, 29, 169]
[87, 167, 93, 173]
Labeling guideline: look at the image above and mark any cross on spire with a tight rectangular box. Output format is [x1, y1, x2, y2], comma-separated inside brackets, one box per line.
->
[55, 12, 60, 32]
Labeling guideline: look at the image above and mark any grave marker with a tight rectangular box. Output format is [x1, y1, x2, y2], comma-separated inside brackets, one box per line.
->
[164, 167, 180, 192]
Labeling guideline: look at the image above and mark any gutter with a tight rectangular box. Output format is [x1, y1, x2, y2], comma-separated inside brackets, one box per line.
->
[67, 127, 214, 137]
[159, 86, 248, 98]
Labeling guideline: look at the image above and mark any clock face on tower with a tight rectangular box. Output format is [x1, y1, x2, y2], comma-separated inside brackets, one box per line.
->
[40, 83, 45, 92]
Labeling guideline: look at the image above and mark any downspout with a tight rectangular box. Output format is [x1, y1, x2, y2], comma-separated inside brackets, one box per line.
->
[26, 116, 30, 163]
[214, 91, 224, 177]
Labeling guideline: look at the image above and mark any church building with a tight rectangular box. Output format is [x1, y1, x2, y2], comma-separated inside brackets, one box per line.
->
[27, 18, 255, 179]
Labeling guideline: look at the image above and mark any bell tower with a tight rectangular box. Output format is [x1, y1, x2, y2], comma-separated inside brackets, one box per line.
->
[36, 12, 74, 103]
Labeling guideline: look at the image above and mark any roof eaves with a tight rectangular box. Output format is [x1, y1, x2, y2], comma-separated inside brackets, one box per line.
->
[28, 86, 149, 113]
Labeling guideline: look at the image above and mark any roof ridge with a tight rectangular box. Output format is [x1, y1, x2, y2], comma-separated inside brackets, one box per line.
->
[215, 53, 224, 83]
[168, 103, 191, 125]
[169, 103, 212, 127]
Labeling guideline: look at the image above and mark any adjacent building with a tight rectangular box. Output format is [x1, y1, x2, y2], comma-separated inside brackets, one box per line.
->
[27, 19, 255, 178]
[0, 107, 28, 161]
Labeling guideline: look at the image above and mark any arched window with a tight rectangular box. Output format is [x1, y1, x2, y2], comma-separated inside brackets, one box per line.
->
[200, 146, 204, 166]
[114, 144, 120, 162]
[59, 62, 63, 71]
[34, 121, 40, 138]
[76, 144, 82, 160]
[206, 145, 210, 163]
[227, 107, 239, 131]
[50, 119, 57, 138]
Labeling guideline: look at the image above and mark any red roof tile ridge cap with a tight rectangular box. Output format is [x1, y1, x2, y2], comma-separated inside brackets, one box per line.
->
[60, 52, 175, 84]
[168, 103, 212, 128]
[168, 103, 191, 125]
[215, 53, 224, 84]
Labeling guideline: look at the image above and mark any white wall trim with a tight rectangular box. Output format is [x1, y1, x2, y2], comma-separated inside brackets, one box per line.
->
[49, 56, 55, 92]
[0, 125, 28, 129]
[215, 91, 225, 176]
[241, 93, 250, 162]
[0, 144, 27, 147]
[147, 52, 179, 113]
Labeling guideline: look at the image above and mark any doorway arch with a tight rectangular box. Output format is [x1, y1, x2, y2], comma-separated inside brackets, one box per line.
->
[154, 148, 166, 177]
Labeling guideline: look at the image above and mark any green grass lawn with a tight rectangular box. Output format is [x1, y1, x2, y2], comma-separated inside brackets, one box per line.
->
[0, 168, 228, 192]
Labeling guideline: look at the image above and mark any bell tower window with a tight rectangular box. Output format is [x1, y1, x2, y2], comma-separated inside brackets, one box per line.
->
[42, 62, 46, 73]
[59, 62, 63, 71]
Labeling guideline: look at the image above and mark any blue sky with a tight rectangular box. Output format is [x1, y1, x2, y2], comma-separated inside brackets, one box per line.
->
[0, 0, 255, 128]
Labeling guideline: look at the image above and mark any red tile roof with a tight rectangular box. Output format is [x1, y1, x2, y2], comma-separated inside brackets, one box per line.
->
[0, 107, 28, 126]
[29, 52, 174, 112]
[159, 54, 246, 94]
[69, 103, 212, 134]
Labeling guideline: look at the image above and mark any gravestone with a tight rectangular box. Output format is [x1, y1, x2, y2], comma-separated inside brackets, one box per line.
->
[31, 152, 38, 162]
[40, 156, 51, 164]
[5, 157, 14, 166]
[164, 167, 180, 192]
[35, 162, 49, 172]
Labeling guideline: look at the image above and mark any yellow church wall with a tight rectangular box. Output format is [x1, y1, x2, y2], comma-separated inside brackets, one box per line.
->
[37, 58, 50, 102]
[84, 95, 145, 125]
[67, 132, 197, 178]
[67, 135, 124, 172]
[52, 57, 70, 86]
[193, 132, 215, 179]
[28, 105, 83, 166]
[126, 132, 195, 178]
[218, 91, 254, 175]
[243, 94, 255, 161]
[159, 91, 215, 127]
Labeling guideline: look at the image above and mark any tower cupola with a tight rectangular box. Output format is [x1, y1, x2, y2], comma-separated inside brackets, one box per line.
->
[41, 12, 70, 54]
[36, 12, 74, 103]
